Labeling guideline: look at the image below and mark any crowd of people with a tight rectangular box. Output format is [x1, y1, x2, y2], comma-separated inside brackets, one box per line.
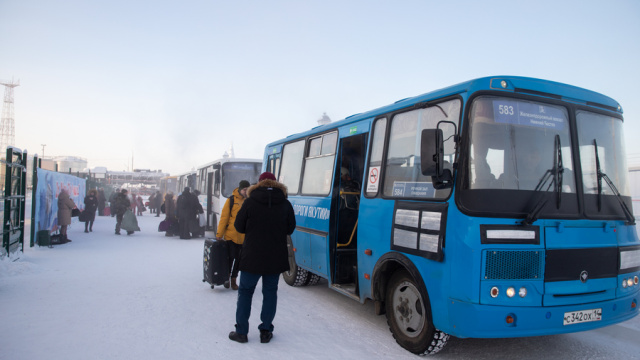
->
[57, 172, 295, 345]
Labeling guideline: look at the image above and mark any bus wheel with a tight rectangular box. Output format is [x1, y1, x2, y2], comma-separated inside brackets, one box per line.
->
[305, 273, 321, 286]
[282, 236, 309, 286]
[385, 271, 449, 355]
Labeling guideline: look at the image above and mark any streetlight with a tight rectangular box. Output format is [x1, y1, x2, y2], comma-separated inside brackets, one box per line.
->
[41, 144, 46, 159]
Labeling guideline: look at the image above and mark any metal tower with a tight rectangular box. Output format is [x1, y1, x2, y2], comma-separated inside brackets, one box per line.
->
[0, 79, 19, 153]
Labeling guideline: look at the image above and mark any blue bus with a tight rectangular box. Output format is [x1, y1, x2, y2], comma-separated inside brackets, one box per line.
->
[263, 76, 640, 355]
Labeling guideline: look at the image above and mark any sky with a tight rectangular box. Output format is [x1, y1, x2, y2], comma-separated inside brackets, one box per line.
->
[1, 0, 639, 174]
[1, 205, 640, 359]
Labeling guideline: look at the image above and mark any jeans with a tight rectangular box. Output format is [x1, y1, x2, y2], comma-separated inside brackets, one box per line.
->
[235, 272, 280, 335]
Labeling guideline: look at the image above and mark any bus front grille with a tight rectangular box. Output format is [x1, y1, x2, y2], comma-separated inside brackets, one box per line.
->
[484, 250, 543, 280]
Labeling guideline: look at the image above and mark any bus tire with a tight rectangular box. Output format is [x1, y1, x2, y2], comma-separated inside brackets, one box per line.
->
[283, 236, 309, 287]
[385, 270, 449, 355]
[305, 273, 321, 286]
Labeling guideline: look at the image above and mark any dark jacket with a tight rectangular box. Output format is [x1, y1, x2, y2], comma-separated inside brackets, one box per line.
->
[113, 192, 131, 216]
[234, 179, 296, 274]
[84, 192, 99, 222]
[177, 189, 199, 219]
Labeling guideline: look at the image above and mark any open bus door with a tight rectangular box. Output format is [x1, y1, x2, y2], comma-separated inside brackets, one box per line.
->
[331, 132, 367, 298]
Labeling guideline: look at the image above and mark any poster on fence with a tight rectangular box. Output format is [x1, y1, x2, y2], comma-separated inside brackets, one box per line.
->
[34, 168, 86, 234]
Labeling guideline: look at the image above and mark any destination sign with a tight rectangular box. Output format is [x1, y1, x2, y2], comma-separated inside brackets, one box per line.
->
[493, 100, 566, 131]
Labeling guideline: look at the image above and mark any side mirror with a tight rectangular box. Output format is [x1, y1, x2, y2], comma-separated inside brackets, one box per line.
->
[421, 129, 443, 177]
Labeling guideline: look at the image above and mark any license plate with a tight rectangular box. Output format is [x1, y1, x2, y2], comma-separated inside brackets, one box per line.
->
[563, 308, 602, 325]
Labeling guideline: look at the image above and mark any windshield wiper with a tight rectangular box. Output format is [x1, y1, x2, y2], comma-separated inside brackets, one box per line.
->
[522, 135, 563, 226]
[593, 139, 636, 225]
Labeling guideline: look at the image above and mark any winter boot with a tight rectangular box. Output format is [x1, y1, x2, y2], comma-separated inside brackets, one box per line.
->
[84, 223, 89, 233]
[228, 331, 248, 343]
[224, 280, 230, 289]
[231, 277, 238, 290]
[260, 330, 273, 344]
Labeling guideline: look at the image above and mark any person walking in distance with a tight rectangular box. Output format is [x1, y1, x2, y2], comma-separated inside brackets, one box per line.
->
[228, 172, 296, 344]
[83, 189, 99, 233]
[97, 188, 106, 216]
[215, 180, 250, 290]
[113, 189, 131, 235]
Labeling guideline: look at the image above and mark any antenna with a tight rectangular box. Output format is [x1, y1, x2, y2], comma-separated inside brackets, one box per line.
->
[0, 78, 20, 153]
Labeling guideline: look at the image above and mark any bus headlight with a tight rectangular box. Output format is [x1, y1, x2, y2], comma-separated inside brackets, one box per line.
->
[628, 278, 634, 288]
[623, 279, 628, 288]
[506, 287, 515, 298]
[620, 248, 640, 272]
[519, 287, 527, 298]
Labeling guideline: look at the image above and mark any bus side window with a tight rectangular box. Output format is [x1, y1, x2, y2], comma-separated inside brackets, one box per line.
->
[366, 118, 387, 197]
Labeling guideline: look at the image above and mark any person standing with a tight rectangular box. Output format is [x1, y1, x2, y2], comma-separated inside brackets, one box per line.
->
[228, 172, 296, 344]
[154, 190, 162, 217]
[97, 188, 106, 216]
[108, 189, 119, 217]
[176, 187, 198, 239]
[57, 188, 77, 242]
[148, 192, 156, 214]
[136, 195, 145, 216]
[113, 189, 132, 235]
[83, 189, 99, 233]
[164, 192, 177, 236]
[215, 180, 250, 290]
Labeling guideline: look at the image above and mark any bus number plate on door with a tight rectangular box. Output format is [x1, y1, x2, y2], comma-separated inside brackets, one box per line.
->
[563, 308, 602, 325]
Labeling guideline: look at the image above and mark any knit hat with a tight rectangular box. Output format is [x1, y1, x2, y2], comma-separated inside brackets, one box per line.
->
[259, 172, 276, 182]
[238, 180, 250, 191]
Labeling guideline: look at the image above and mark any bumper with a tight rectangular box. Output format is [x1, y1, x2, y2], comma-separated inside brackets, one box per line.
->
[444, 294, 639, 338]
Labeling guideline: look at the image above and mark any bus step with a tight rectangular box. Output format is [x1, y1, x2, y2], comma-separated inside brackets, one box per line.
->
[331, 283, 359, 301]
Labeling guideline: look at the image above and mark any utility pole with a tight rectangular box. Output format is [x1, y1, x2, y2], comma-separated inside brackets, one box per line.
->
[41, 144, 46, 159]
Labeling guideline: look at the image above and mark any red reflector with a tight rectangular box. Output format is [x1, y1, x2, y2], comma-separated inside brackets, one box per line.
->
[506, 316, 514, 324]
[293, 247, 297, 252]
[632, 302, 637, 309]
[364, 273, 370, 280]
[364, 249, 372, 256]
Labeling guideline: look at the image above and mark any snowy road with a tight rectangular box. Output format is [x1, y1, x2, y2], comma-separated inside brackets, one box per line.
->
[1, 214, 639, 359]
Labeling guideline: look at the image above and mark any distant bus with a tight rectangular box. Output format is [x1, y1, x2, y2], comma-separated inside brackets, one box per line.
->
[193, 158, 261, 232]
[263, 76, 639, 355]
[158, 176, 179, 198]
[176, 171, 196, 194]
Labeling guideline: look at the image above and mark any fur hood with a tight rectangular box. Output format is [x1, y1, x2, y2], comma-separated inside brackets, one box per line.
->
[246, 179, 288, 198]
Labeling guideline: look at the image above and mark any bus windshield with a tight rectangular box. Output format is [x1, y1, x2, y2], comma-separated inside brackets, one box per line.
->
[221, 162, 261, 198]
[468, 96, 575, 192]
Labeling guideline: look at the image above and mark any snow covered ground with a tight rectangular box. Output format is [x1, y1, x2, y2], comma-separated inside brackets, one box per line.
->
[1, 212, 640, 359]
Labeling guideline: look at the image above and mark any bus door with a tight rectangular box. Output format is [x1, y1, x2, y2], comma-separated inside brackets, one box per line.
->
[331, 131, 367, 297]
[206, 172, 214, 230]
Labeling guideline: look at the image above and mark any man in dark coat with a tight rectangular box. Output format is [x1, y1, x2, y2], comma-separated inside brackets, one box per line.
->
[176, 187, 199, 239]
[83, 189, 99, 233]
[113, 189, 132, 235]
[97, 188, 106, 216]
[154, 190, 162, 217]
[228, 172, 296, 344]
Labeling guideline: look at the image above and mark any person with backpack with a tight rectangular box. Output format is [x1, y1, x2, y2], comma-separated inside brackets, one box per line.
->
[215, 180, 250, 290]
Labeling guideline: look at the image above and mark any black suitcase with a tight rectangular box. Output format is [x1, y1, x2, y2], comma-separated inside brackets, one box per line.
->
[203, 238, 230, 288]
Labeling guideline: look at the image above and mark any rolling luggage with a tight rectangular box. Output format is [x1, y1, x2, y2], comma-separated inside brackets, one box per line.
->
[203, 238, 229, 289]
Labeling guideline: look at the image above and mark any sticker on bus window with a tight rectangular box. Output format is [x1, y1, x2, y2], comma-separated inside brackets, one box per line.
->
[493, 100, 565, 131]
[367, 166, 380, 193]
[392, 182, 434, 197]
